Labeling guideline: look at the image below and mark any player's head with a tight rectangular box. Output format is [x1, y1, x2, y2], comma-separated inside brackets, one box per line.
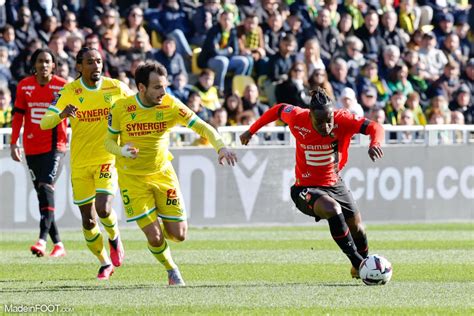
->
[75, 47, 102, 82]
[309, 87, 335, 137]
[135, 61, 168, 106]
[30, 48, 57, 78]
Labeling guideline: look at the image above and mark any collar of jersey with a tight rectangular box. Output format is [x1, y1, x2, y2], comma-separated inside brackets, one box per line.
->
[80, 77, 103, 91]
[135, 94, 156, 109]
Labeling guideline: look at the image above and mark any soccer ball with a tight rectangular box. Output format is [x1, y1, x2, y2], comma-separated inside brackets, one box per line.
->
[359, 254, 393, 286]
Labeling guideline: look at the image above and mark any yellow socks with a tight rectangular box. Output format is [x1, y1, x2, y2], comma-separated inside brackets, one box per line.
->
[83, 225, 109, 265]
[100, 210, 119, 241]
[148, 240, 177, 270]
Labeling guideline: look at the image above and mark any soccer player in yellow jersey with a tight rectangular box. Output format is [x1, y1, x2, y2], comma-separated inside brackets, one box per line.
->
[104, 61, 237, 286]
[40, 48, 132, 280]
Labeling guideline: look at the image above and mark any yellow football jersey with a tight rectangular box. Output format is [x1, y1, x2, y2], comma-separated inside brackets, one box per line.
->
[46, 77, 131, 167]
[108, 94, 211, 175]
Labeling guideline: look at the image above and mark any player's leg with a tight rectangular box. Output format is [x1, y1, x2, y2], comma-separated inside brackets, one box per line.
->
[94, 164, 123, 267]
[346, 213, 368, 259]
[73, 166, 113, 279]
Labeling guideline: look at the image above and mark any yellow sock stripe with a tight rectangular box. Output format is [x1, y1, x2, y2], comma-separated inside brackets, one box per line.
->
[148, 241, 168, 255]
[100, 220, 116, 228]
[85, 232, 101, 243]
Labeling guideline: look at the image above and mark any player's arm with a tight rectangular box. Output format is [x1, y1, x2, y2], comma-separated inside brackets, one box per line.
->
[104, 105, 138, 159]
[357, 116, 385, 162]
[40, 90, 78, 130]
[240, 103, 290, 145]
[177, 100, 237, 166]
[10, 85, 26, 162]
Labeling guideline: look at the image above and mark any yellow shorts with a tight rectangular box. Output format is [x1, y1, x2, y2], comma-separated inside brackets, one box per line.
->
[71, 163, 117, 206]
[118, 163, 186, 229]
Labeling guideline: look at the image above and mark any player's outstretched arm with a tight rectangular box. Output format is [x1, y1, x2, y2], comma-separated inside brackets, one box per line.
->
[218, 147, 237, 166]
[104, 132, 139, 159]
[364, 120, 385, 162]
[40, 104, 78, 130]
[240, 130, 253, 146]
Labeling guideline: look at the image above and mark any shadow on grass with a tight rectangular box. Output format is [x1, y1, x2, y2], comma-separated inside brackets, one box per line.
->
[0, 281, 361, 293]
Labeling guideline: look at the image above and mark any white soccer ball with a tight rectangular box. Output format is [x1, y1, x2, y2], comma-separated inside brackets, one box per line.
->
[359, 254, 393, 286]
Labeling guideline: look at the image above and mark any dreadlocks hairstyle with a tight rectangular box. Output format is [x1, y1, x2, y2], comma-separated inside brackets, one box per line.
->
[75, 47, 100, 78]
[30, 48, 57, 75]
[309, 87, 334, 111]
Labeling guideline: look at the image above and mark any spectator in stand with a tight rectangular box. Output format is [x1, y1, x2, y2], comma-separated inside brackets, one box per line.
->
[427, 60, 461, 100]
[385, 91, 407, 125]
[418, 32, 448, 81]
[296, 38, 325, 78]
[101, 30, 124, 79]
[454, 13, 471, 59]
[379, 45, 401, 82]
[308, 68, 335, 101]
[98, 8, 121, 40]
[303, 8, 340, 65]
[237, 14, 265, 73]
[56, 59, 74, 83]
[37, 16, 58, 46]
[407, 29, 424, 51]
[255, 0, 280, 24]
[267, 33, 297, 85]
[275, 61, 311, 108]
[191, 0, 222, 47]
[285, 14, 305, 49]
[197, 11, 251, 96]
[170, 72, 193, 104]
[82, 0, 120, 29]
[442, 33, 467, 67]
[223, 93, 244, 126]
[380, 10, 408, 52]
[0, 86, 12, 128]
[426, 94, 451, 125]
[57, 11, 89, 39]
[398, 109, 420, 143]
[359, 86, 379, 116]
[343, 0, 364, 30]
[337, 87, 364, 117]
[406, 91, 427, 125]
[241, 83, 269, 118]
[118, 5, 149, 51]
[399, 0, 433, 35]
[337, 12, 354, 43]
[328, 57, 355, 100]
[0, 24, 19, 62]
[65, 33, 84, 65]
[460, 59, 474, 101]
[387, 62, 414, 96]
[356, 60, 390, 106]
[369, 107, 387, 125]
[48, 33, 69, 61]
[150, 37, 187, 83]
[192, 69, 220, 111]
[13, 6, 38, 51]
[0, 46, 12, 89]
[448, 84, 473, 124]
[262, 11, 286, 58]
[186, 91, 213, 124]
[11, 38, 43, 84]
[145, 0, 193, 58]
[354, 10, 384, 61]
[339, 36, 365, 84]
[433, 12, 455, 46]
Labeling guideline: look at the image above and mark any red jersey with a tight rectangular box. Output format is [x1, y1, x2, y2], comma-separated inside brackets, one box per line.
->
[11, 75, 67, 155]
[249, 104, 384, 187]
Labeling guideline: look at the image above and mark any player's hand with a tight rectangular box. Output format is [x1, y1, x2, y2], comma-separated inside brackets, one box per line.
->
[218, 147, 237, 166]
[59, 104, 78, 119]
[121, 143, 139, 159]
[10, 144, 22, 162]
[240, 130, 253, 146]
[368, 145, 384, 162]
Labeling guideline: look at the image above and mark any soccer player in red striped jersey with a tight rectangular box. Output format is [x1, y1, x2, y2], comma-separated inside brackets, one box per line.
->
[240, 87, 385, 279]
[10, 48, 68, 258]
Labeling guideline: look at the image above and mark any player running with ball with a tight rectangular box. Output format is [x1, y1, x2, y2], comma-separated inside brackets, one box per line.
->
[240, 87, 384, 279]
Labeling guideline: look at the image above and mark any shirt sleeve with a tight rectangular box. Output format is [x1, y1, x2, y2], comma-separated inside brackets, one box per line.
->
[175, 98, 225, 152]
[40, 90, 66, 130]
[338, 110, 384, 146]
[104, 103, 123, 156]
[10, 83, 26, 145]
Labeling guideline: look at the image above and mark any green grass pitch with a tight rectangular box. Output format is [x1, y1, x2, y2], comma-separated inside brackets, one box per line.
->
[1, 223, 473, 315]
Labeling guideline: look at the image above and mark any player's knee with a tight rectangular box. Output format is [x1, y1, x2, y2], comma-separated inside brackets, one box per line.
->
[316, 198, 341, 218]
[37, 183, 55, 207]
[172, 232, 186, 242]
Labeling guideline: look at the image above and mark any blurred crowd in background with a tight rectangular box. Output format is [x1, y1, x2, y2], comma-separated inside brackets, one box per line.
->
[0, 0, 473, 133]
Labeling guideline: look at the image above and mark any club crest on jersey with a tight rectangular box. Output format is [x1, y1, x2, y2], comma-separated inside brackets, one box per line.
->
[156, 111, 163, 121]
[104, 93, 112, 103]
[74, 88, 82, 95]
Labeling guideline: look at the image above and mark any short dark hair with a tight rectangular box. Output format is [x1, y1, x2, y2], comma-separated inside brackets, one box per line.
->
[309, 87, 333, 111]
[135, 61, 168, 87]
[76, 47, 99, 64]
[30, 48, 57, 74]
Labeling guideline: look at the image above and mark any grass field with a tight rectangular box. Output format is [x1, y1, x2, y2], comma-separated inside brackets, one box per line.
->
[1, 223, 473, 315]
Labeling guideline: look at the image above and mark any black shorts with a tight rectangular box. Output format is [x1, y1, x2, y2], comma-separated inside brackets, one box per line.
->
[25, 150, 65, 187]
[290, 178, 359, 222]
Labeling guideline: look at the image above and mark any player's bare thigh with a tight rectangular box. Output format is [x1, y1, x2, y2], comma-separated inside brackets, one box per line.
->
[163, 220, 187, 242]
